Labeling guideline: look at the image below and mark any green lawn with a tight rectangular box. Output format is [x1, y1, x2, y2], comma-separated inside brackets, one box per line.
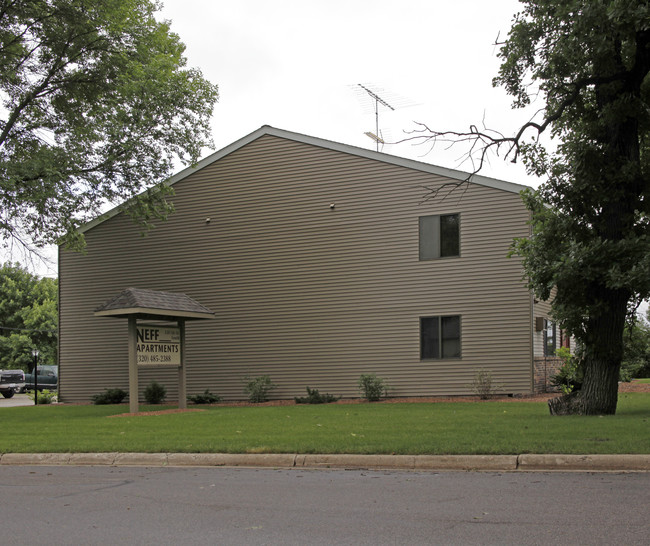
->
[634, 378, 650, 384]
[1, 393, 648, 455]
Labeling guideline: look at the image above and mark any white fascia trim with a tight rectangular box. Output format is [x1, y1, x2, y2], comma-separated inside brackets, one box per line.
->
[79, 125, 530, 235]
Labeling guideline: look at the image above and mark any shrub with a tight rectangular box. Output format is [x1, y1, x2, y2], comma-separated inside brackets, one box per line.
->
[91, 388, 128, 405]
[27, 389, 56, 404]
[187, 389, 222, 404]
[243, 375, 276, 403]
[143, 381, 166, 404]
[469, 369, 502, 399]
[358, 373, 388, 402]
[551, 347, 583, 394]
[294, 387, 339, 404]
[620, 360, 642, 383]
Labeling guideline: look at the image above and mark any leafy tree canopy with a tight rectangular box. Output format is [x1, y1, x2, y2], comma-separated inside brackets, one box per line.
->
[411, 0, 649, 414]
[502, 1, 650, 414]
[502, 1, 649, 414]
[0, 261, 57, 369]
[0, 0, 218, 253]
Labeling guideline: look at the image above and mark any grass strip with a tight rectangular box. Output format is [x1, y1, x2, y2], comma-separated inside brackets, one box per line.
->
[1, 393, 648, 455]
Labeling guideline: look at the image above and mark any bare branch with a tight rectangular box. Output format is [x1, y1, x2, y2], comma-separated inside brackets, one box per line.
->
[392, 67, 633, 206]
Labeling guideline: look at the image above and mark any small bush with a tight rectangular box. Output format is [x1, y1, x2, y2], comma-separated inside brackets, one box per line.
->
[358, 373, 388, 402]
[187, 389, 222, 404]
[27, 389, 56, 404]
[91, 388, 128, 405]
[551, 347, 583, 394]
[143, 381, 166, 404]
[243, 375, 277, 403]
[620, 359, 642, 382]
[469, 369, 502, 399]
[294, 387, 339, 404]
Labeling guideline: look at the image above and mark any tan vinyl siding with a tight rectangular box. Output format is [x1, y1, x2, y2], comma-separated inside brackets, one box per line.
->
[59, 133, 533, 402]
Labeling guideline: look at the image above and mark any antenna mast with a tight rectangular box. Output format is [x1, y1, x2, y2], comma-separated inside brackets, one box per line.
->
[358, 84, 395, 151]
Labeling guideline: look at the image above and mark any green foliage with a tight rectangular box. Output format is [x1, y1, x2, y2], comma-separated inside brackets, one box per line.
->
[26, 389, 56, 404]
[0, 263, 57, 370]
[621, 315, 650, 380]
[0, 0, 218, 251]
[294, 387, 340, 404]
[143, 381, 166, 404]
[187, 389, 222, 405]
[243, 375, 277, 403]
[469, 369, 502, 399]
[499, 1, 650, 414]
[551, 347, 584, 395]
[91, 388, 128, 405]
[358, 373, 388, 402]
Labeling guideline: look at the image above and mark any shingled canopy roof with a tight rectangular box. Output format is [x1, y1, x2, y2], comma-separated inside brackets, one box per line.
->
[94, 288, 215, 321]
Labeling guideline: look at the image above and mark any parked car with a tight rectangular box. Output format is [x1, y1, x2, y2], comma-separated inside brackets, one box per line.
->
[24, 365, 58, 392]
[0, 370, 26, 398]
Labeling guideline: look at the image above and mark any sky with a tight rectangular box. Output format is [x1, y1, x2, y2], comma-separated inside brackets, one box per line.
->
[158, 0, 538, 184]
[8, 0, 542, 276]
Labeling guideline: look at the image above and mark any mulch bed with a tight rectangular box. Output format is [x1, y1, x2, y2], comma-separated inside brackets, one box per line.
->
[109, 408, 206, 418]
[618, 380, 650, 393]
[111, 381, 649, 416]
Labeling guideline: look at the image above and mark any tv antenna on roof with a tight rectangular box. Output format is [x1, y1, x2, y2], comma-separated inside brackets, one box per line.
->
[358, 84, 395, 152]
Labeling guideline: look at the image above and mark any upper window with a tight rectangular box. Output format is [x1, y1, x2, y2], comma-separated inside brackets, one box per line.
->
[421, 316, 461, 360]
[419, 214, 460, 260]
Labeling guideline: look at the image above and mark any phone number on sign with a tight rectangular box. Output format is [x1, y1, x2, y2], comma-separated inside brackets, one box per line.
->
[138, 354, 176, 364]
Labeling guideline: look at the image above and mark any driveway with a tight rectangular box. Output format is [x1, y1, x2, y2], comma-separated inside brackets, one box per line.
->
[0, 393, 33, 407]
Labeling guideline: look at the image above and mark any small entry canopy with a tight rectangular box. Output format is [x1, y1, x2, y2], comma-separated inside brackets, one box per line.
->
[94, 287, 215, 322]
[95, 288, 215, 413]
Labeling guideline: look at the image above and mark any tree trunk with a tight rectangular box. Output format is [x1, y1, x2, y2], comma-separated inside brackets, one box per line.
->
[548, 357, 620, 416]
[549, 288, 627, 416]
[578, 353, 620, 415]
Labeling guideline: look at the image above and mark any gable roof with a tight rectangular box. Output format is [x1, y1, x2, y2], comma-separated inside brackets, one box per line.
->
[80, 125, 529, 234]
[94, 288, 215, 321]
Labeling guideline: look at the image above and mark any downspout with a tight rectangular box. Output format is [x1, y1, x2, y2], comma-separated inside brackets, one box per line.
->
[57, 245, 61, 402]
[528, 218, 535, 395]
[531, 292, 535, 393]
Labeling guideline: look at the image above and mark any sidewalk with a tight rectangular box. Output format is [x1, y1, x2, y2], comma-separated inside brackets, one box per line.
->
[1, 452, 649, 472]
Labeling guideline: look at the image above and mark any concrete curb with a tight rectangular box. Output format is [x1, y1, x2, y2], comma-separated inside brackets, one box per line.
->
[1, 453, 649, 472]
[517, 454, 650, 472]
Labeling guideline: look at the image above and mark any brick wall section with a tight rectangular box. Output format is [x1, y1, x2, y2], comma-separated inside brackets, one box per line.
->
[533, 357, 564, 393]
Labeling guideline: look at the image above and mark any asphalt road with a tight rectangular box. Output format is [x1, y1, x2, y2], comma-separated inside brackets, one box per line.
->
[1, 466, 648, 545]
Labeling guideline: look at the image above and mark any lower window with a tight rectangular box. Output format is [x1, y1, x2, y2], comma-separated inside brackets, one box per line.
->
[420, 316, 461, 359]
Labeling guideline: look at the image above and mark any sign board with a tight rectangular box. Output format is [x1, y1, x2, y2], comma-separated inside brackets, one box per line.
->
[136, 325, 181, 366]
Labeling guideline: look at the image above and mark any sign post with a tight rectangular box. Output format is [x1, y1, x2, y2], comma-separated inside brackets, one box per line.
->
[128, 317, 139, 414]
[94, 288, 215, 415]
[178, 320, 186, 409]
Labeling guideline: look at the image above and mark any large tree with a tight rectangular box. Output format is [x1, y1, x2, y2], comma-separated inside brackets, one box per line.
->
[0, 0, 218, 253]
[0, 262, 57, 369]
[410, 0, 650, 414]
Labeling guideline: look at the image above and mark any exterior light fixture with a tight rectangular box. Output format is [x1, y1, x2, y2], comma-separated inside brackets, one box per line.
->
[31, 349, 39, 405]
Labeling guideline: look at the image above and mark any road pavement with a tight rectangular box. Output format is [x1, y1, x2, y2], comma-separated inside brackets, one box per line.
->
[1, 465, 648, 545]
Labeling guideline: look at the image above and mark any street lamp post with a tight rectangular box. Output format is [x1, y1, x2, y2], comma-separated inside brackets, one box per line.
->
[31, 349, 39, 406]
